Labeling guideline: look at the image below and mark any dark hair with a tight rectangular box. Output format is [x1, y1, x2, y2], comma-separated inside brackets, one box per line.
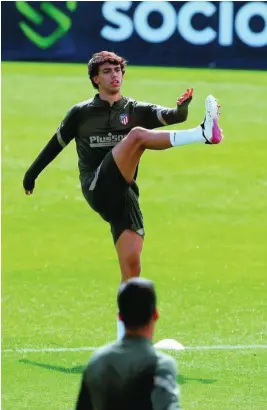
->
[117, 278, 157, 329]
[88, 51, 127, 89]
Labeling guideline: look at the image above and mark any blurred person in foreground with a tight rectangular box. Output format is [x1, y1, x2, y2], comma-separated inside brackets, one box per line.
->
[23, 51, 223, 339]
[75, 277, 182, 410]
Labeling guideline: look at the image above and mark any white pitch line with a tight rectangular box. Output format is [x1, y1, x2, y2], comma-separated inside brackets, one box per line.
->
[2, 346, 96, 353]
[185, 344, 267, 351]
[2, 344, 267, 354]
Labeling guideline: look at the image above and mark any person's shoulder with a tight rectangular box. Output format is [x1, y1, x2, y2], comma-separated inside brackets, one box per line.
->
[126, 97, 155, 110]
[88, 341, 118, 365]
[72, 97, 95, 110]
[122, 96, 138, 107]
[63, 98, 95, 118]
[123, 96, 136, 102]
[156, 350, 177, 373]
[123, 96, 151, 106]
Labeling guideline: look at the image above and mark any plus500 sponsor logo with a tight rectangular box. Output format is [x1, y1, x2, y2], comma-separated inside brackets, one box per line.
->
[101, 1, 267, 47]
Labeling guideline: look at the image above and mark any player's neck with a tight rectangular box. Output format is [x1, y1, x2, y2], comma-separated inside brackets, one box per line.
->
[98, 90, 122, 106]
[125, 325, 154, 341]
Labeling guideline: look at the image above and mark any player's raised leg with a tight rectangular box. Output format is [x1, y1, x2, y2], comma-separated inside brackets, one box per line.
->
[112, 95, 223, 183]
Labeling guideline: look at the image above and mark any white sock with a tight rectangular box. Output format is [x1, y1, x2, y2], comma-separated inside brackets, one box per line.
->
[169, 126, 205, 146]
[117, 318, 125, 340]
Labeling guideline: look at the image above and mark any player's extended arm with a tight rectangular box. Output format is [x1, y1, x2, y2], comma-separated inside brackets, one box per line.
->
[161, 87, 194, 125]
[23, 134, 64, 194]
[23, 105, 78, 195]
[151, 355, 182, 410]
[135, 88, 193, 129]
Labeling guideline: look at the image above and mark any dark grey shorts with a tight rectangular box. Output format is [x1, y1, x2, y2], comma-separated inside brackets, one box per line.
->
[81, 152, 145, 244]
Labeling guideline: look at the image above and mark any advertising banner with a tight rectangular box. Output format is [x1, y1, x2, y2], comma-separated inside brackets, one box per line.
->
[2, 1, 267, 69]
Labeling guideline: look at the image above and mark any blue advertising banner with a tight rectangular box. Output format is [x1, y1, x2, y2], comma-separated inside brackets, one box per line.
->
[1, 1, 267, 69]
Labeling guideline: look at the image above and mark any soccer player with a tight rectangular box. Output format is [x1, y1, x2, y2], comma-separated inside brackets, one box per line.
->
[23, 51, 223, 340]
[75, 277, 182, 410]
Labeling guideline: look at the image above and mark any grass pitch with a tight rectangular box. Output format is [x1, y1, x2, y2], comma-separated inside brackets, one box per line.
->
[2, 62, 267, 409]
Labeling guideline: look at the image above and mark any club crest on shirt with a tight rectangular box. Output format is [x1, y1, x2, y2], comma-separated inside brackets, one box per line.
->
[119, 113, 129, 125]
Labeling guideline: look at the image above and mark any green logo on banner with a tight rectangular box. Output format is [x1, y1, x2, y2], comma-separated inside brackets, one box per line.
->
[16, 1, 77, 49]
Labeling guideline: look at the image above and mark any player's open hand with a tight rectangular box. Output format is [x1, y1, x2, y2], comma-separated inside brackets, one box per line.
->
[177, 88, 194, 106]
[23, 172, 35, 195]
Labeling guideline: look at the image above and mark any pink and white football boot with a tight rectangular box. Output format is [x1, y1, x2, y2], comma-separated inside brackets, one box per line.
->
[201, 95, 223, 144]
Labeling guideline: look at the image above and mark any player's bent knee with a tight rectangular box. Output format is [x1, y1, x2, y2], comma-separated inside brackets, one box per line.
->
[127, 127, 147, 148]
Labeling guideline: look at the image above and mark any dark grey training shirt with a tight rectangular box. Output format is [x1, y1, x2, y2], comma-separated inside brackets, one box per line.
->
[76, 335, 181, 410]
[24, 93, 190, 190]
[56, 94, 188, 181]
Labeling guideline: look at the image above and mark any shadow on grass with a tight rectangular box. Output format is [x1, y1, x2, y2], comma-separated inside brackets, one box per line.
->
[19, 359, 217, 385]
[177, 375, 216, 385]
[19, 359, 85, 374]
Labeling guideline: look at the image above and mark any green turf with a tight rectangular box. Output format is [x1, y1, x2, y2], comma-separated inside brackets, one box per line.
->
[2, 62, 267, 409]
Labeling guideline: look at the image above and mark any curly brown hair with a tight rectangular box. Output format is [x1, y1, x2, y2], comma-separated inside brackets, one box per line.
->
[88, 51, 127, 89]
